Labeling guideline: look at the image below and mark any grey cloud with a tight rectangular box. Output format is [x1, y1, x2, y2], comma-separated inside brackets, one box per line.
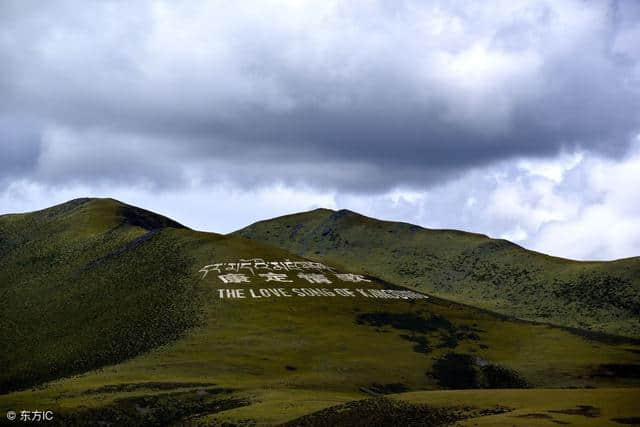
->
[0, 116, 41, 182]
[1, 0, 639, 192]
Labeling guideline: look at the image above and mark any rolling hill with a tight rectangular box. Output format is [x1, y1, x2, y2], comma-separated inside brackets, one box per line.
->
[234, 208, 640, 339]
[0, 199, 639, 426]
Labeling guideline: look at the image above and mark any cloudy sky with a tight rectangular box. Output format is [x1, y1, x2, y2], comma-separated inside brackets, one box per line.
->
[1, 0, 639, 260]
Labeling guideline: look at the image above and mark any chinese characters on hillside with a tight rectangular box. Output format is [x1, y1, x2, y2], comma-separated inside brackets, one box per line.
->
[199, 258, 428, 301]
[200, 258, 370, 284]
[217, 271, 371, 284]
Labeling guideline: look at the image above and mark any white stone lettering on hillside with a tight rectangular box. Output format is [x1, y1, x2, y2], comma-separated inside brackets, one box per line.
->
[199, 258, 336, 279]
[218, 273, 251, 284]
[297, 273, 332, 284]
[335, 273, 371, 283]
[215, 288, 429, 300]
[259, 272, 293, 282]
[199, 258, 429, 302]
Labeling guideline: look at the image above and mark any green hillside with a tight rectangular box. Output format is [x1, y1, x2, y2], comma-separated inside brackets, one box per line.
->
[0, 199, 639, 426]
[234, 208, 640, 339]
[0, 198, 201, 392]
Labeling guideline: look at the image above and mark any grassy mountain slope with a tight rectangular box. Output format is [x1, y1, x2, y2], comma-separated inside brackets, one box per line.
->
[234, 208, 640, 338]
[0, 199, 639, 425]
[0, 198, 202, 392]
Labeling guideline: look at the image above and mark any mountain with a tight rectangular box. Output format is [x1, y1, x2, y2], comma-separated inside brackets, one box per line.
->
[1, 199, 639, 426]
[234, 208, 640, 338]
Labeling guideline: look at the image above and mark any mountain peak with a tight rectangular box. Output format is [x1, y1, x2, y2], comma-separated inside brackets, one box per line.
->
[18, 197, 188, 232]
[328, 208, 359, 221]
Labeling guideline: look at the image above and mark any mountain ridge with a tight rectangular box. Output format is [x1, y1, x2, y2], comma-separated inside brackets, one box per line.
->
[244, 206, 639, 263]
[0, 197, 188, 231]
[234, 206, 640, 338]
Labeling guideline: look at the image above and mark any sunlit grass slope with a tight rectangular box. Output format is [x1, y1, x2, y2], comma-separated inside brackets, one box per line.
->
[0, 199, 638, 425]
[278, 388, 640, 427]
[234, 208, 640, 338]
[388, 388, 640, 426]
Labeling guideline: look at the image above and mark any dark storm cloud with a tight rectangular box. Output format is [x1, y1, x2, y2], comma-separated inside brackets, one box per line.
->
[1, 0, 639, 191]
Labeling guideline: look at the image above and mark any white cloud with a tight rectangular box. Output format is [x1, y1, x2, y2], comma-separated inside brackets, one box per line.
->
[529, 142, 640, 259]
[500, 225, 528, 243]
[326, 139, 640, 260]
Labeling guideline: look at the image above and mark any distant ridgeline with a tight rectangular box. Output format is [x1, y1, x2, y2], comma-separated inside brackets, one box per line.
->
[234, 208, 640, 338]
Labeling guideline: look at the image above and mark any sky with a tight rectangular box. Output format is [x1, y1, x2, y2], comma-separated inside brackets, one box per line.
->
[1, 0, 639, 261]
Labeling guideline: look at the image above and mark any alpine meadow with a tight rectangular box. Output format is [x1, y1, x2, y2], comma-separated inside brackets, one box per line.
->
[0, 198, 638, 426]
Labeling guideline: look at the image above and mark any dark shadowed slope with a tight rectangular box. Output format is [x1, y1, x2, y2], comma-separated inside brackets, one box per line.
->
[0, 198, 197, 392]
[234, 208, 640, 338]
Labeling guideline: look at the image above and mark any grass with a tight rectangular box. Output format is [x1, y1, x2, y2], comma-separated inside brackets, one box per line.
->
[0, 199, 201, 392]
[234, 208, 640, 338]
[389, 388, 640, 426]
[0, 198, 639, 425]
